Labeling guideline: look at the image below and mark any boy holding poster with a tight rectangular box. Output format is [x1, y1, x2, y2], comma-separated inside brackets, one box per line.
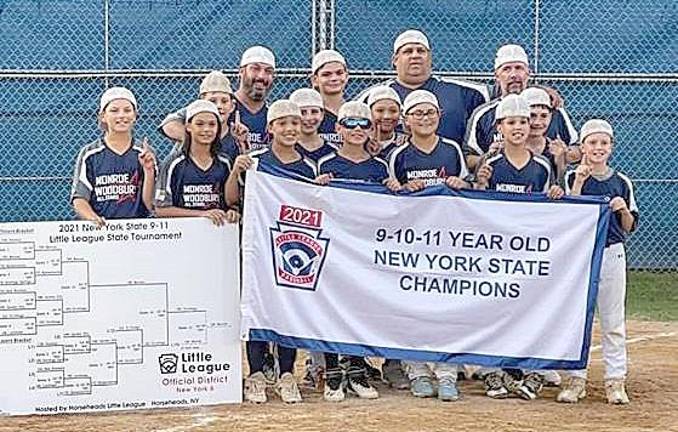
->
[559, 119, 638, 405]
[474, 94, 564, 400]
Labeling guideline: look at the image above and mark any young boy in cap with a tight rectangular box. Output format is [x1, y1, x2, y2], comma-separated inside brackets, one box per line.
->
[474, 94, 563, 401]
[558, 119, 638, 405]
[311, 49, 348, 145]
[367, 86, 407, 161]
[226, 99, 329, 404]
[289, 88, 338, 163]
[389, 90, 469, 193]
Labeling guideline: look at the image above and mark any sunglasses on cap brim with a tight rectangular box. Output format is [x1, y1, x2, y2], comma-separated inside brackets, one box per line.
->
[339, 117, 372, 129]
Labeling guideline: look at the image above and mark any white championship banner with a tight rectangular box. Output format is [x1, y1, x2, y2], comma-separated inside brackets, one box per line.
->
[241, 168, 610, 370]
[0, 218, 241, 416]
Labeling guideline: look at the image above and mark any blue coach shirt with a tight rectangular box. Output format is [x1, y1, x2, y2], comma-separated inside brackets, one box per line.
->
[317, 152, 389, 183]
[565, 169, 638, 246]
[71, 139, 154, 219]
[234, 97, 269, 152]
[388, 137, 469, 186]
[485, 151, 553, 194]
[156, 152, 231, 210]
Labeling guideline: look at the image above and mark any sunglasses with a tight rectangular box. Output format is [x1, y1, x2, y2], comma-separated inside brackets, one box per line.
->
[339, 117, 372, 129]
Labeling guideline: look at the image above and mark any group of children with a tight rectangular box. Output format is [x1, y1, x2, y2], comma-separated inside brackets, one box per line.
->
[70, 64, 638, 406]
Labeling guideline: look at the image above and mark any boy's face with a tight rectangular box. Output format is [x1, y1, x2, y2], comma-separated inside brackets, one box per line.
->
[371, 99, 401, 138]
[101, 99, 136, 133]
[337, 119, 371, 147]
[299, 106, 324, 135]
[582, 132, 613, 164]
[497, 116, 530, 146]
[529, 105, 552, 138]
[312, 62, 348, 96]
[201, 91, 234, 124]
[268, 116, 301, 147]
[404, 102, 440, 137]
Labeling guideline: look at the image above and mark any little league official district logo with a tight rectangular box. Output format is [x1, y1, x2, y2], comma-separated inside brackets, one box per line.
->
[159, 353, 178, 374]
[270, 207, 330, 291]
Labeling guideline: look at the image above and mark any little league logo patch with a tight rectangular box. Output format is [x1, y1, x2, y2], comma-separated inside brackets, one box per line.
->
[159, 353, 178, 374]
[270, 206, 329, 291]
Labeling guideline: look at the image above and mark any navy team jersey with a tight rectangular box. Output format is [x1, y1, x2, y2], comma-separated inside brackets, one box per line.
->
[319, 110, 342, 145]
[377, 132, 407, 160]
[464, 99, 578, 156]
[248, 148, 317, 180]
[297, 141, 337, 164]
[485, 151, 553, 194]
[70, 139, 155, 219]
[155, 152, 231, 210]
[389, 137, 469, 186]
[317, 152, 389, 183]
[357, 76, 489, 144]
[219, 134, 240, 162]
[565, 169, 638, 246]
[234, 97, 269, 151]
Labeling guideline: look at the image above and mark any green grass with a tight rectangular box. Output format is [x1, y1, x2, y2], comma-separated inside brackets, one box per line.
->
[626, 270, 678, 321]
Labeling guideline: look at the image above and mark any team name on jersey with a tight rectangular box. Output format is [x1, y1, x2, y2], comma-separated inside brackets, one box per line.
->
[495, 183, 530, 193]
[406, 167, 448, 185]
[181, 183, 221, 208]
[248, 132, 267, 151]
[94, 172, 139, 202]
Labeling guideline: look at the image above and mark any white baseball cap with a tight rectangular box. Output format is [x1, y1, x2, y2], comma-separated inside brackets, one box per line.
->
[337, 101, 372, 122]
[240, 45, 276, 68]
[580, 119, 614, 142]
[312, 49, 347, 74]
[199, 71, 233, 95]
[495, 94, 530, 120]
[521, 87, 551, 108]
[99, 87, 137, 113]
[289, 88, 324, 109]
[185, 100, 222, 124]
[393, 29, 430, 54]
[267, 99, 301, 124]
[402, 89, 439, 114]
[494, 44, 529, 70]
[367, 86, 402, 108]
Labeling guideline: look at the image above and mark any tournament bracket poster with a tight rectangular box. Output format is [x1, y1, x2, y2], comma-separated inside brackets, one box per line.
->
[0, 218, 242, 416]
[241, 169, 610, 370]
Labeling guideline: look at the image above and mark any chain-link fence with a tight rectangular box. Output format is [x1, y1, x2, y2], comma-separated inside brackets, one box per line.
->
[1, 1, 676, 281]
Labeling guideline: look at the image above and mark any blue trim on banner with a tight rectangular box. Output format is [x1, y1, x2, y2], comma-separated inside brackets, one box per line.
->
[257, 161, 609, 206]
[249, 329, 587, 370]
[578, 201, 612, 364]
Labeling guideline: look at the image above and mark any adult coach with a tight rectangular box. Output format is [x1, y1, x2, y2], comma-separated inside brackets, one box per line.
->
[464, 44, 578, 169]
[357, 29, 489, 145]
[234, 45, 276, 150]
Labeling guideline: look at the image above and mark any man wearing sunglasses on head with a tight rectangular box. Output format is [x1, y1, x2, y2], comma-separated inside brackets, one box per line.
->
[389, 90, 470, 194]
[356, 29, 488, 146]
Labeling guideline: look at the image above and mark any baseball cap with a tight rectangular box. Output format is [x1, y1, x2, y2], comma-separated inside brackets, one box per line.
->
[99, 87, 137, 113]
[393, 29, 430, 54]
[240, 45, 276, 68]
[312, 49, 347, 74]
[337, 101, 372, 122]
[494, 44, 529, 70]
[199, 71, 233, 95]
[367, 86, 402, 108]
[185, 100, 222, 124]
[580, 119, 614, 142]
[267, 100, 301, 124]
[402, 89, 439, 114]
[289, 88, 324, 109]
[521, 87, 551, 108]
[495, 94, 530, 120]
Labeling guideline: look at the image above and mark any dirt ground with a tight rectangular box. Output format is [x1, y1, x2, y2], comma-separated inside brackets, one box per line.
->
[2, 320, 677, 432]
